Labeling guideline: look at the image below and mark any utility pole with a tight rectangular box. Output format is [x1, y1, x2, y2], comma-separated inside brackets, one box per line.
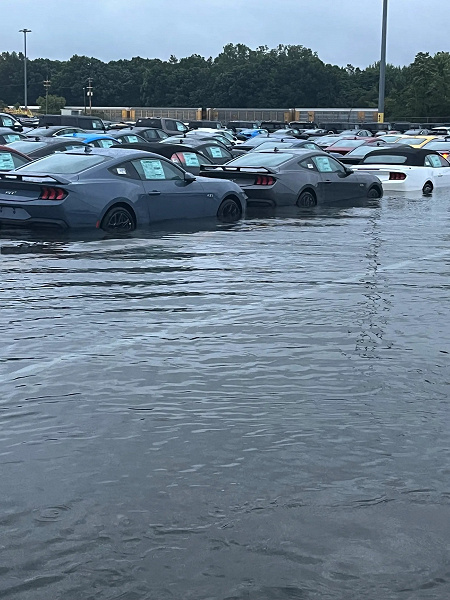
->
[87, 77, 93, 115]
[43, 78, 51, 114]
[377, 0, 388, 124]
[83, 87, 87, 115]
[19, 29, 31, 111]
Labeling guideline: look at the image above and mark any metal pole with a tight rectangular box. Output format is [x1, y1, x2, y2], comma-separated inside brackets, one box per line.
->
[83, 87, 86, 115]
[19, 29, 31, 111]
[377, 0, 388, 123]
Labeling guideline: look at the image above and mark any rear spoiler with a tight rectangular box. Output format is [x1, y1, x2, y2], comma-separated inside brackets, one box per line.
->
[200, 165, 275, 174]
[0, 173, 71, 185]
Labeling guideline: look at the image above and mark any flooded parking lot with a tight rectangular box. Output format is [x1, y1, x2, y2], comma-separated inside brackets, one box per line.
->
[1, 193, 449, 600]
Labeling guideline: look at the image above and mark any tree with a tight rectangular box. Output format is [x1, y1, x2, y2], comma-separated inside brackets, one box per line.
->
[36, 94, 66, 114]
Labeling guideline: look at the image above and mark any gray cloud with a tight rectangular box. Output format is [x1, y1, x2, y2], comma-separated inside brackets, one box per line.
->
[3, 0, 449, 68]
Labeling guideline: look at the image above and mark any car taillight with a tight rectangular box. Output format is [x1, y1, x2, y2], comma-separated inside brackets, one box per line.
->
[254, 175, 275, 185]
[389, 172, 406, 180]
[170, 153, 182, 164]
[441, 153, 449, 159]
[40, 186, 67, 200]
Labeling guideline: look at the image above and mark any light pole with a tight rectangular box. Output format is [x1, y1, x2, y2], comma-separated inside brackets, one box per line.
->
[87, 77, 93, 115]
[83, 87, 87, 115]
[377, 0, 388, 124]
[43, 79, 51, 114]
[19, 29, 31, 111]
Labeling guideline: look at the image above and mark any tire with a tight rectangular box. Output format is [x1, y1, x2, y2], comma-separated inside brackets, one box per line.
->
[101, 205, 135, 232]
[367, 186, 382, 198]
[422, 181, 433, 195]
[217, 197, 242, 221]
[297, 190, 317, 208]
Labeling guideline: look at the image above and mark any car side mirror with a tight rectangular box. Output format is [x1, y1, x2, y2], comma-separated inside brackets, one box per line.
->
[344, 167, 353, 176]
[184, 172, 196, 184]
[12, 124, 23, 132]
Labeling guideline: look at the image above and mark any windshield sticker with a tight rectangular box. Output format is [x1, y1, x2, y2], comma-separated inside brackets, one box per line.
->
[315, 156, 333, 172]
[4, 134, 21, 143]
[176, 122, 186, 131]
[127, 135, 139, 143]
[210, 147, 223, 158]
[117, 167, 127, 175]
[141, 159, 165, 179]
[183, 152, 200, 167]
[0, 153, 15, 170]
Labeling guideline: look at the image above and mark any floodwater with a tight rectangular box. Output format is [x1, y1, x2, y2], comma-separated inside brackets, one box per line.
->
[0, 192, 449, 600]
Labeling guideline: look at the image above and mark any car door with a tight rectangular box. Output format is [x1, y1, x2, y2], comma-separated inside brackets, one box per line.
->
[311, 155, 363, 201]
[424, 153, 450, 187]
[131, 157, 208, 222]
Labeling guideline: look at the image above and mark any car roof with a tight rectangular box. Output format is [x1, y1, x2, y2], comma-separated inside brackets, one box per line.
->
[113, 142, 202, 157]
[362, 146, 442, 165]
[15, 136, 86, 146]
[64, 146, 175, 161]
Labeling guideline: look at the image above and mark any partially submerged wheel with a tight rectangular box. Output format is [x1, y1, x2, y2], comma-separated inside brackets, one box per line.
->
[101, 206, 135, 232]
[297, 190, 317, 208]
[422, 181, 433, 195]
[367, 186, 382, 198]
[217, 197, 242, 221]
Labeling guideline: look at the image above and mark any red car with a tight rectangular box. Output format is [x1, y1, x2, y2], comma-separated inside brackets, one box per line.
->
[325, 137, 376, 156]
[0, 144, 31, 171]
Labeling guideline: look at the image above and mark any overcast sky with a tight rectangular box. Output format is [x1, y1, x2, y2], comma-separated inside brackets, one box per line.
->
[2, 0, 449, 68]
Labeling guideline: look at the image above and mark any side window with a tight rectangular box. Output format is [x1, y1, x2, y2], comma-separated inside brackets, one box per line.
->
[0, 152, 22, 170]
[132, 158, 183, 181]
[425, 154, 448, 168]
[91, 120, 104, 130]
[109, 161, 139, 179]
[123, 135, 140, 143]
[158, 131, 169, 139]
[3, 134, 22, 143]
[304, 143, 317, 149]
[300, 159, 317, 171]
[176, 121, 187, 132]
[171, 152, 202, 167]
[2, 116, 15, 127]
[312, 155, 345, 173]
[205, 145, 230, 159]
[96, 139, 115, 148]
[62, 144, 84, 151]
[144, 130, 158, 139]
[165, 120, 177, 132]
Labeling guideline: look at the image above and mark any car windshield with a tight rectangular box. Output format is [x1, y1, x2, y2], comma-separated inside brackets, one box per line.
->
[16, 153, 108, 174]
[347, 145, 383, 158]
[253, 142, 295, 151]
[7, 141, 48, 152]
[423, 142, 450, 150]
[396, 137, 427, 145]
[362, 154, 408, 164]
[328, 139, 364, 149]
[227, 153, 295, 168]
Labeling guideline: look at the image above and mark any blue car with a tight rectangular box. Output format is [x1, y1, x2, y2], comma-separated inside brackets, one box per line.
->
[0, 147, 247, 231]
[62, 132, 121, 148]
[236, 128, 268, 141]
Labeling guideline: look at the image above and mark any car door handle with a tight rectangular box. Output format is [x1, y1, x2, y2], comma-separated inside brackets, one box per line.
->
[147, 191, 161, 195]
[324, 180, 333, 184]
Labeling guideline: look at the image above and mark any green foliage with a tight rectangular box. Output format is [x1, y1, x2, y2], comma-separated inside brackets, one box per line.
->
[36, 94, 66, 114]
[0, 46, 448, 119]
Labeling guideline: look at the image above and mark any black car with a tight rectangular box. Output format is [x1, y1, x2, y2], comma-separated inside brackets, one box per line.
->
[0, 127, 28, 145]
[26, 125, 87, 138]
[134, 117, 188, 136]
[100, 130, 149, 144]
[260, 121, 288, 133]
[114, 142, 214, 175]
[188, 120, 224, 130]
[38, 114, 107, 130]
[6, 137, 88, 158]
[112, 127, 169, 142]
[226, 120, 261, 133]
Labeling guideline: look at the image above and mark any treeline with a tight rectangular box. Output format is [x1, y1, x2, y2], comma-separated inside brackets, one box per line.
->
[1, 44, 449, 118]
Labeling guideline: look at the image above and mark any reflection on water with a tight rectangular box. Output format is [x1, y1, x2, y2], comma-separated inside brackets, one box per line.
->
[1, 195, 450, 599]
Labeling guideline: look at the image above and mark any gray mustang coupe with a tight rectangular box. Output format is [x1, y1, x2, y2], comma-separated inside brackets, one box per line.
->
[200, 149, 383, 207]
[0, 147, 247, 231]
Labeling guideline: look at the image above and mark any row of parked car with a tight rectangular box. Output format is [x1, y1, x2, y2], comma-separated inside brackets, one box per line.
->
[0, 111, 449, 232]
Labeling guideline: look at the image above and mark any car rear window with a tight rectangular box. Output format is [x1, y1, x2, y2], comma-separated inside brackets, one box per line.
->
[0, 151, 28, 170]
[227, 153, 295, 167]
[16, 153, 108, 174]
[362, 155, 408, 164]
[396, 137, 426, 145]
[7, 141, 48, 153]
[253, 142, 295, 151]
[329, 139, 364, 149]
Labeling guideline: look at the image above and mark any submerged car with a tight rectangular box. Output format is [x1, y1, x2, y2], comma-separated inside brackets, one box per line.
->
[200, 149, 383, 208]
[114, 142, 215, 175]
[6, 137, 88, 158]
[0, 145, 31, 170]
[0, 147, 247, 231]
[0, 128, 28, 145]
[351, 146, 450, 193]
